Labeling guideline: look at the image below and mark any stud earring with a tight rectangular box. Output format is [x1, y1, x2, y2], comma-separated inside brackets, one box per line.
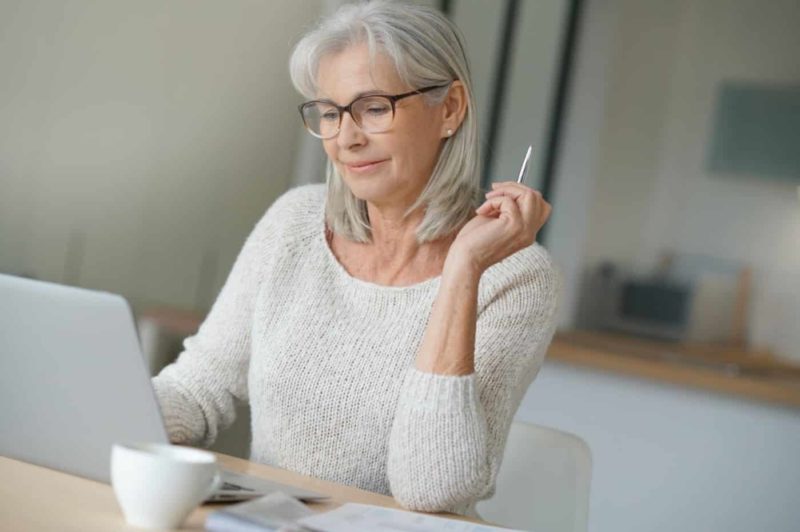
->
[446, 129, 453, 137]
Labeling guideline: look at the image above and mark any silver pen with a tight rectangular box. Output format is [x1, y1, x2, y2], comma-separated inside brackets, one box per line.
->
[516, 145, 532, 184]
[484, 145, 532, 193]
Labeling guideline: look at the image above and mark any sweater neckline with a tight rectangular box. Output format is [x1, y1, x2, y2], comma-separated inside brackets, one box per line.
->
[316, 206, 442, 293]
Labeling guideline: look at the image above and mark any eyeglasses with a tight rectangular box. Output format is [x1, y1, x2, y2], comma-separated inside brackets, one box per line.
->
[298, 83, 451, 139]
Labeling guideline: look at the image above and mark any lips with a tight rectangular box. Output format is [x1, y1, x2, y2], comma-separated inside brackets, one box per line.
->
[342, 159, 388, 173]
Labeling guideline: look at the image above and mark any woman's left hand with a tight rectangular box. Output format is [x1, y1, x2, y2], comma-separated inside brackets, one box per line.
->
[447, 181, 552, 275]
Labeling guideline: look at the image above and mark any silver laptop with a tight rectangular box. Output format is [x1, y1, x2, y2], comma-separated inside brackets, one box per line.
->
[0, 273, 326, 503]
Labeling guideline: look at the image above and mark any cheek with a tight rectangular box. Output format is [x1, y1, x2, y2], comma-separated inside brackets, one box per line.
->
[322, 139, 337, 159]
[322, 141, 344, 174]
[400, 129, 440, 170]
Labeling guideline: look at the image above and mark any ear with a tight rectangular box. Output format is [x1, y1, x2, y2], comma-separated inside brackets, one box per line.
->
[440, 80, 468, 139]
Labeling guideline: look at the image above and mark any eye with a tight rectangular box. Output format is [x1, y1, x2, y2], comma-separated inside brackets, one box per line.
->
[365, 106, 390, 116]
[356, 97, 392, 117]
[320, 110, 339, 122]
[310, 102, 338, 122]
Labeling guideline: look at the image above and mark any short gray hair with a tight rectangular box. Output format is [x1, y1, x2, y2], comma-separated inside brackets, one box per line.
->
[289, 0, 481, 243]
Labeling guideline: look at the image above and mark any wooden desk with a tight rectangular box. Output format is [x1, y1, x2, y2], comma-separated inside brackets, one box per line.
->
[0, 453, 483, 531]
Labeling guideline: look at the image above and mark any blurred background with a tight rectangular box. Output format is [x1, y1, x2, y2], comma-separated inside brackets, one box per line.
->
[1, 0, 799, 530]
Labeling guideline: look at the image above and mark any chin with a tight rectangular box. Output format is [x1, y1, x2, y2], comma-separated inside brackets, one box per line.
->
[337, 169, 392, 202]
[343, 178, 394, 204]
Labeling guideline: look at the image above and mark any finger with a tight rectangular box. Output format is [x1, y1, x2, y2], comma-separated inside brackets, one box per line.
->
[490, 181, 540, 196]
[476, 195, 523, 226]
[475, 200, 499, 216]
[541, 200, 553, 225]
[491, 180, 520, 188]
[486, 186, 544, 228]
[486, 183, 543, 204]
[477, 194, 514, 215]
[476, 196, 505, 215]
[481, 189, 546, 224]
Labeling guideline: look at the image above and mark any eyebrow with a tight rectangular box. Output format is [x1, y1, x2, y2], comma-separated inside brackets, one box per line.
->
[314, 89, 389, 104]
[352, 89, 386, 98]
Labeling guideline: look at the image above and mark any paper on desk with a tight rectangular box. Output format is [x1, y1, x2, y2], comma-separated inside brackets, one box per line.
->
[297, 503, 525, 532]
[205, 491, 315, 532]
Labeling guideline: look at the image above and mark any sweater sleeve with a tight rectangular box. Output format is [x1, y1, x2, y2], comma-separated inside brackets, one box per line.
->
[386, 245, 561, 513]
[150, 186, 310, 447]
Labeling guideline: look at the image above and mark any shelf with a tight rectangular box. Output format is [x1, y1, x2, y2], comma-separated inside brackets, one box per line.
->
[548, 330, 800, 410]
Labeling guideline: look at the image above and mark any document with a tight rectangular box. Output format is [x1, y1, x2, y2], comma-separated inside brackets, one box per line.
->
[205, 492, 315, 532]
[206, 493, 524, 532]
[297, 503, 524, 532]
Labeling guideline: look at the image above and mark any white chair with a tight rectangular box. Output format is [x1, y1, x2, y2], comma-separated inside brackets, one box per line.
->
[477, 421, 592, 532]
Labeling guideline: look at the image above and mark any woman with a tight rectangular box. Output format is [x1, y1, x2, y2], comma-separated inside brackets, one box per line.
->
[153, 0, 560, 517]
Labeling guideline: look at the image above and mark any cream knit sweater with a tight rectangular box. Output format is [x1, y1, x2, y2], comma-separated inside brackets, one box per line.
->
[152, 184, 561, 516]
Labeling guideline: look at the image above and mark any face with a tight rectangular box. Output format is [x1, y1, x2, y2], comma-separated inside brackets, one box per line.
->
[315, 44, 448, 209]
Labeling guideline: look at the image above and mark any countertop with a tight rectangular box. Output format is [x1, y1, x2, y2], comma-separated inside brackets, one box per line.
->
[548, 330, 800, 410]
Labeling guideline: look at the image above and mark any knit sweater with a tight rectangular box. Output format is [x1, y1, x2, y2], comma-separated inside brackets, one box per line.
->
[152, 184, 561, 516]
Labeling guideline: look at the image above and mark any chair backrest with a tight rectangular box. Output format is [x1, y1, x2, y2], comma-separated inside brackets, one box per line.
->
[477, 421, 592, 532]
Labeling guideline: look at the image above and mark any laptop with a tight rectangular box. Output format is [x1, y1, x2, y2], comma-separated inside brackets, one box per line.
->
[0, 273, 326, 503]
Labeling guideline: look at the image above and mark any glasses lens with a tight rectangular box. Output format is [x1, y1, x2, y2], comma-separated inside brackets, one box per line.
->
[302, 102, 339, 138]
[352, 96, 393, 133]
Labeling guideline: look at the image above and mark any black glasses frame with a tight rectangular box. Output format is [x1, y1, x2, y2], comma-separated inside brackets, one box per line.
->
[298, 82, 452, 139]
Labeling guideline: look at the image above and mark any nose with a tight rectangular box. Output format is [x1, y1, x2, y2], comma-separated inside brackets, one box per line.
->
[336, 110, 366, 150]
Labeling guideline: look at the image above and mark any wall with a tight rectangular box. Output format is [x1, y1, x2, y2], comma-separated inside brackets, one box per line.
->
[517, 361, 800, 532]
[0, 0, 323, 313]
[545, 0, 617, 327]
[489, 0, 569, 188]
[582, 0, 681, 268]
[581, 0, 800, 358]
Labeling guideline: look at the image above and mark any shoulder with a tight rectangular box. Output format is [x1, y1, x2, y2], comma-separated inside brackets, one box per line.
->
[478, 243, 562, 321]
[248, 184, 326, 248]
[260, 183, 326, 223]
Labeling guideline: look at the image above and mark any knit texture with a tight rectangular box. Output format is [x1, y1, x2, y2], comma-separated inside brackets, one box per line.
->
[152, 184, 561, 516]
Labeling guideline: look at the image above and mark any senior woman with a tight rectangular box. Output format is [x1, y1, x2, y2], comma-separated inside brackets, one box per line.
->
[152, 0, 560, 517]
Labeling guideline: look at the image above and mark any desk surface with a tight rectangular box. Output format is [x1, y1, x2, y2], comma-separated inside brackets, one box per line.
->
[0, 453, 483, 531]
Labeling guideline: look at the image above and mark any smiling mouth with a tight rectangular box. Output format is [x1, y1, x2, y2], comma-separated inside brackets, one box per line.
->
[344, 159, 388, 173]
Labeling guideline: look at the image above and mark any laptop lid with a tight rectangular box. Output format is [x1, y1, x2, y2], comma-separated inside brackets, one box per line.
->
[0, 273, 169, 482]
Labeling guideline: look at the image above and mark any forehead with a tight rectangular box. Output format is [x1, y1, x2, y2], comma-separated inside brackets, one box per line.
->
[316, 44, 407, 102]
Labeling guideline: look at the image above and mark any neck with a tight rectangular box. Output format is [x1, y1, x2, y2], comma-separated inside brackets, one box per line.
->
[327, 198, 458, 286]
[366, 201, 428, 265]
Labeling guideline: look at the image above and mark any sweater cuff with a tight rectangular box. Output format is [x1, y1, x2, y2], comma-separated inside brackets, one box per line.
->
[152, 376, 206, 445]
[400, 367, 479, 414]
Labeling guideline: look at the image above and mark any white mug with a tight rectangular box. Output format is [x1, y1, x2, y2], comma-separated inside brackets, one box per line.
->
[111, 443, 222, 529]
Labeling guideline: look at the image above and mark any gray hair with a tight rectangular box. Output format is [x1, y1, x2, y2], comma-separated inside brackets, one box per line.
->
[289, 0, 481, 243]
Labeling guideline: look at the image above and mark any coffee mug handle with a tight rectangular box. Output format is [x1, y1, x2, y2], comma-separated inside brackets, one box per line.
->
[205, 469, 223, 501]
